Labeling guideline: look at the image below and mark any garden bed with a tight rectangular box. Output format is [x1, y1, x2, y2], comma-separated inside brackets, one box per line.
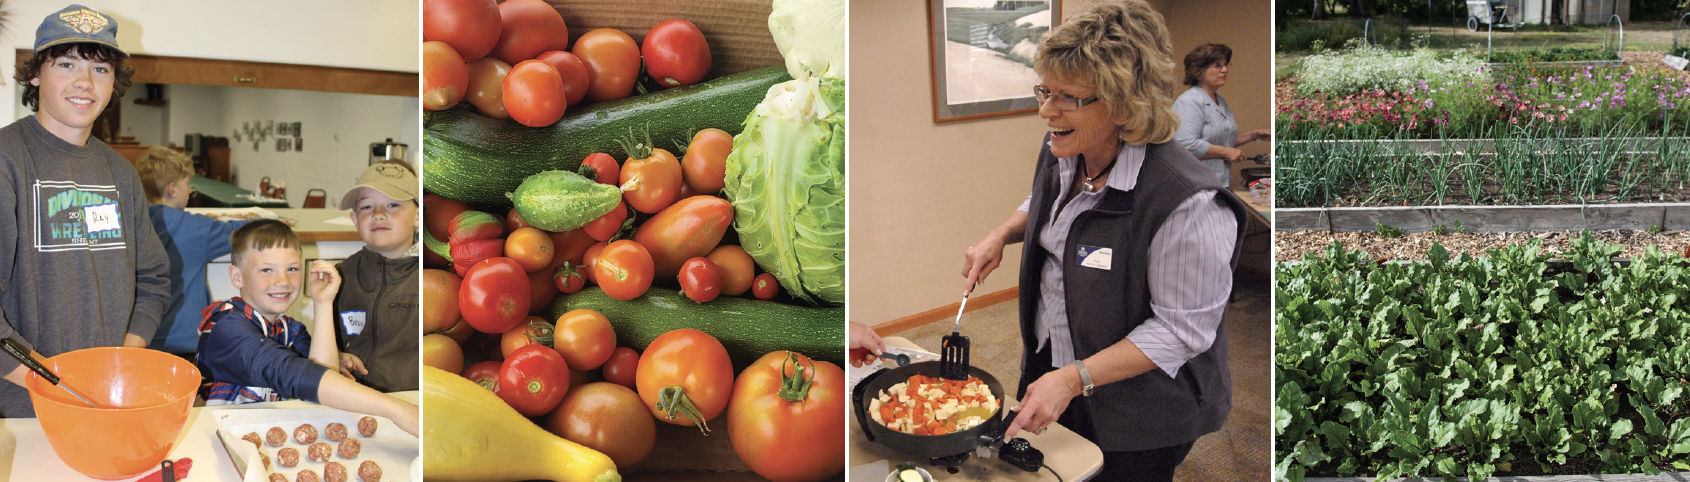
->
[1275, 235, 1690, 481]
[1482, 60, 1626, 69]
[1276, 204, 1690, 233]
[1274, 228, 1690, 262]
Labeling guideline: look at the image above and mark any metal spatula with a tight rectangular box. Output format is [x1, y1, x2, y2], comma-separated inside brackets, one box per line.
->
[0, 338, 99, 408]
[940, 292, 971, 380]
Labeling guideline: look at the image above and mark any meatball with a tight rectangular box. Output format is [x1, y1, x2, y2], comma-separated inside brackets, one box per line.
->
[335, 438, 361, 459]
[258, 451, 272, 471]
[325, 422, 348, 442]
[277, 447, 300, 468]
[357, 416, 378, 437]
[324, 461, 348, 482]
[266, 427, 288, 447]
[268, 474, 289, 482]
[297, 468, 321, 482]
[242, 431, 263, 448]
[357, 460, 381, 482]
[294, 423, 319, 444]
[307, 442, 333, 462]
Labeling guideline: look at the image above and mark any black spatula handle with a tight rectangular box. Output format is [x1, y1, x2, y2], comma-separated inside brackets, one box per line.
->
[0, 338, 58, 385]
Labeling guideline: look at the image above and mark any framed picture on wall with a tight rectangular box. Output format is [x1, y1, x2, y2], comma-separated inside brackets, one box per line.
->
[927, 0, 1060, 123]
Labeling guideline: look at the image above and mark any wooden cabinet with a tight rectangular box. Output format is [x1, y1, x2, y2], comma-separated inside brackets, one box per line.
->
[14, 50, 416, 97]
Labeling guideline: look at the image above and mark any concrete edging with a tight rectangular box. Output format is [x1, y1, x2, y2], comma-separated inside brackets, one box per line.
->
[1277, 203, 1690, 233]
[1276, 137, 1676, 155]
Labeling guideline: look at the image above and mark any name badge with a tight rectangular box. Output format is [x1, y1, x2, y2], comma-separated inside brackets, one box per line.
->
[340, 310, 367, 336]
[1077, 245, 1112, 270]
[84, 203, 121, 234]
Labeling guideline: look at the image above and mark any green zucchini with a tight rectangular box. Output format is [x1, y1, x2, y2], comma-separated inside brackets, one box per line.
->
[550, 286, 843, 370]
[509, 169, 621, 232]
[424, 66, 793, 207]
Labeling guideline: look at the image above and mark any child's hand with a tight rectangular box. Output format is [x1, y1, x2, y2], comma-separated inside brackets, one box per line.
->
[339, 353, 369, 379]
[308, 260, 342, 305]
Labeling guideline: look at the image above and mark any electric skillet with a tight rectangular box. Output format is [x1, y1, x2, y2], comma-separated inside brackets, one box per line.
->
[851, 360, 1045, 473]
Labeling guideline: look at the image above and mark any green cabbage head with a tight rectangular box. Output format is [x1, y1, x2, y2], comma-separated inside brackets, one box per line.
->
[721, 74, 844, 306]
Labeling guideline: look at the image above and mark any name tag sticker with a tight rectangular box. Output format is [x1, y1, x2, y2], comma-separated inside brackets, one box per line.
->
[340, 310, 367, 336]
[84, 203, 121, 234]
[1077, 245, 1112, 270]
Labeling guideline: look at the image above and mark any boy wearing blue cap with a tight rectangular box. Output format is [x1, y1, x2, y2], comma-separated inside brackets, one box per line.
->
[0, 5, 171, 417]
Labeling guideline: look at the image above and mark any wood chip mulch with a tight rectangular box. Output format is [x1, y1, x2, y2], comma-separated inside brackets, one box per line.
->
[1275, 229, 1690, 261]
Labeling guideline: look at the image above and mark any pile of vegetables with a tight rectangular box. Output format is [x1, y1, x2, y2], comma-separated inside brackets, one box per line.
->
[421, 0, 846, 480]
[1275, 235, 1690, 481]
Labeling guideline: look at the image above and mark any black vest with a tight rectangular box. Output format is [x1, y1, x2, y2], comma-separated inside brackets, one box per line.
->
[1016, 137, 1248, 451]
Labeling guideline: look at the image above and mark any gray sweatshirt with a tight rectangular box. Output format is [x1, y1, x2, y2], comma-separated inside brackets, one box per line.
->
[0, 117, 172, 417]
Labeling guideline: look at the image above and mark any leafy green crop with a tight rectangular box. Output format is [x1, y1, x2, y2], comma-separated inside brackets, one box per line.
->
[1276, 233, 1690, 481]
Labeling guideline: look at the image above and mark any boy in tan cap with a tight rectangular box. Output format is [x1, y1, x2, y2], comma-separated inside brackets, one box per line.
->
[331, 161, 420, 392]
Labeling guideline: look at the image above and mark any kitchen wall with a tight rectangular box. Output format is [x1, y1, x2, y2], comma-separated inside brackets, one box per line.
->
[849, 0, 1273, 327]
[1, 0, 418, 122]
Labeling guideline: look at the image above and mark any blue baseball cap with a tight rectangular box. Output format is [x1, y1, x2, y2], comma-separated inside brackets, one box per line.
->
[34, 5, 128, 58]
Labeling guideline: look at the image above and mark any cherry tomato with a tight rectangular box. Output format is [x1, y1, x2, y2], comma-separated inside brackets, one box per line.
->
[535, 50, 591, 107]
[424, 0, 501, 61]
[460, 257, 532, 333]
[633, 195, 734, 279]
[527, 260, 562, 316]
[490, 0, 568, 65]
[678, 257, 722, 303]
[706, 245, 755, 296]
[462, 360, 502, 391]
[422, 269, 462, 335]
[504, 207, 531, 234]
[553, 309, 616, 371]
[553, 261, 586, 294]
[727, 352, 846, 482]
[504, 60, 566, 127]
[580, 153, 619, 185]
[422, 333, 465, 374]
[681, 128, 732, 194]
[752, 273, 779, 300]
[636, 329, 734, 432]
[544, 382, 656, 471]
[601, 347, 640, 389]
[582, 200, 628, 242]
[581, 241, 608, 285]
[643, 19, 712, 87]
[551, 229, 598, 267]
[497, 344, 571, 416]
[440, 317, 475, 345]
[504, 227, 555, 273]
[619, 148, 684, 214]
[422, 41, 468, 111]
[463, 57, 511, 119]
[594, 240, 654, 300]
[500, 317, 554, 358]
[571, 28, 640, 102]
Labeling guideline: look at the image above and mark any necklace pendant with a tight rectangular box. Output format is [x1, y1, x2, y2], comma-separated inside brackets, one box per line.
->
[1082, 182, 1097, 193]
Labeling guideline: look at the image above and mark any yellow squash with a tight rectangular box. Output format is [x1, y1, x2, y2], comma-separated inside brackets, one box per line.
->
[423, 366, 621, 482]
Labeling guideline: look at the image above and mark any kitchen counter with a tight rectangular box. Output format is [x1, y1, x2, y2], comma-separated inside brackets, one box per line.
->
[848, 337, 1102, 482]
[1, 391, 419, 482]
[190, 176, 289, 209]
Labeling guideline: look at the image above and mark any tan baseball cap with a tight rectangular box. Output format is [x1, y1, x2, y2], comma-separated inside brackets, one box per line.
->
[339, 162, 418, 210]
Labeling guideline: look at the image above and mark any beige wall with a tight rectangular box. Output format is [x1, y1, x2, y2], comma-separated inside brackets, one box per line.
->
[849, 0, 1272, 327]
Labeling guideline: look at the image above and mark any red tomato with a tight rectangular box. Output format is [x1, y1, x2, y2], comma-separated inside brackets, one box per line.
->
[571, 28, 641, 102]
[551, 229, 598, 267]
[535, 50, 591, 107]
[424, 195, 472, 247]
[440, 317, 475, 345]
[504, 227, 555, 273]
[580, 153, 619, 185]
[678, 257, 722, 303]
[619, 148, 684, 214]
[706, 245, 755, 296]
[594, 240, 654, 301]
[582, 200, 628, 242]
[552, 261, 586, 294]
[728, 352, 846, 482]
[422, 334, 464, 374]
[464, 57, 511, 119]
[490, 0, 568, 65]
[422, 41, 468, 111]
[553, 309, 616, 371]
[424, 0, 501, 61]
[636, 329, 734, 432]
[633, 195, 734, 279]
[528, 261, 561, 316]
[504, 207, 530, 234]
[581, 241, 608, 285]
[496, 344, 571, 416]
[460, 257, 532, 333]
[504, 60, 566, 127]
[753, 273, 779, 300]
[462, 360, 502, 391]
[501, 317, 554, 358]
[545, 383, 656, 471]
[681, 128, 732, 195]
[642, 19, 712, 87]
[601, 347, 640, 388]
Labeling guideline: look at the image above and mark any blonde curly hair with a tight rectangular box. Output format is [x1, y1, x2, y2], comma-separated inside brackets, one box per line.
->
[1034, 0, 1180, 146]
[135, 146, 193, 205]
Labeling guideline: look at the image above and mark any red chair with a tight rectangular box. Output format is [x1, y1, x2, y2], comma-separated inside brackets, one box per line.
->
[302, 188, 327, 209]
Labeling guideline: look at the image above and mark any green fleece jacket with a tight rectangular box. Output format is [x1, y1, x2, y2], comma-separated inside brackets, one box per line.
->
[333, 247, 418, 392]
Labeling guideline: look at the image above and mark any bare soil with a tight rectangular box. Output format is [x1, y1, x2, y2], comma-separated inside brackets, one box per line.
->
[1275, 228, 1690, 261]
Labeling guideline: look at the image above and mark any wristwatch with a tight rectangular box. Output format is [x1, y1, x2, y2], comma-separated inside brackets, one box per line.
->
[1072, 360, 1095, 397]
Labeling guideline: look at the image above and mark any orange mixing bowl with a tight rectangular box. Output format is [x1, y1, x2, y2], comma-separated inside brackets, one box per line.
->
[25, 347, 200, 479]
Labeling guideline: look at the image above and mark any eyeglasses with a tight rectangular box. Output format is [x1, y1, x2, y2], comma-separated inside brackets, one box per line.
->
[1033, 85, 1101, 111]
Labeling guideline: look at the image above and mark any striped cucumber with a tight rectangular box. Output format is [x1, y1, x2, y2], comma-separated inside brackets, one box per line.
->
[550, 287, 844, 370]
